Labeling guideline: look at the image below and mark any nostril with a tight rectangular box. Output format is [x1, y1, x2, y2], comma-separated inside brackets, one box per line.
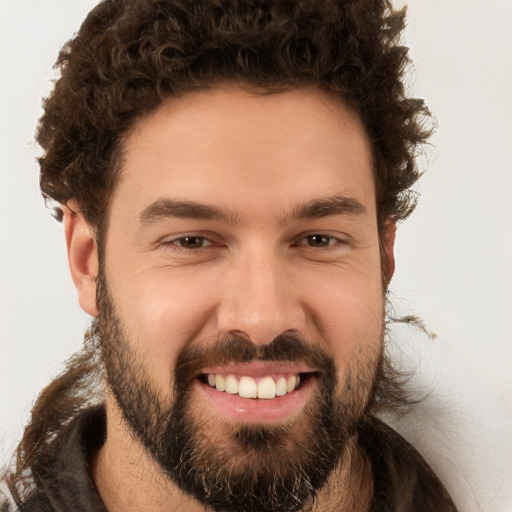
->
[226, 328, 279, 347]
[227, 330, 252, 341]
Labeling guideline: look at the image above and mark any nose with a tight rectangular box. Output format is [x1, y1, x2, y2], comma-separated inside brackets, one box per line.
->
[216, 247, 306, 345]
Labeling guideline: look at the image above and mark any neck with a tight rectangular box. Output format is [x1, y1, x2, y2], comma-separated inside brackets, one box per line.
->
[92, 398, 201, 512]
[92, 397, 373, 512]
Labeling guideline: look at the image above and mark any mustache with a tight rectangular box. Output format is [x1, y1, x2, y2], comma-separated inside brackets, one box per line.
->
[175, 332, 336, 384]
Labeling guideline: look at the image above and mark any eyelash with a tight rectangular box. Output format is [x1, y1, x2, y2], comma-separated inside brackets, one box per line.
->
[164, 235, 214, 251]
[294, 234, 345, 249]
[162, 233, 346, 253]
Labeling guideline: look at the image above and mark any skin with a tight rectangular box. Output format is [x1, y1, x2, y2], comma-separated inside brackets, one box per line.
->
[64, 85, 396, 511]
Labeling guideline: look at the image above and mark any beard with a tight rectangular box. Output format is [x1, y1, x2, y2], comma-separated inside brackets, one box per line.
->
[95, 270, 384, 512]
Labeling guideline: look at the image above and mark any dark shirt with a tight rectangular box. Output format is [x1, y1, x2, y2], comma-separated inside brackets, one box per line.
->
[2, 407, 457, 511]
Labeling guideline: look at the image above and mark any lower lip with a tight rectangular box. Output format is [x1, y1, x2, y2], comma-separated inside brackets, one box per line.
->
[197, 376, 315, 424]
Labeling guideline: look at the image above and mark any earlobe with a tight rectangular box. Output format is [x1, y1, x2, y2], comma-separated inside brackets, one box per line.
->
[384, 217, 397, 284]
[63, 202, 99, 317]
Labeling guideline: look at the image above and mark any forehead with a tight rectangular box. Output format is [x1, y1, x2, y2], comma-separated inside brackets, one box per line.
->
[112, 86, 375, 223]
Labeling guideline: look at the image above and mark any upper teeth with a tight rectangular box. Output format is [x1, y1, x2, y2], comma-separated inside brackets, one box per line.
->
[206, 374, 300, 399]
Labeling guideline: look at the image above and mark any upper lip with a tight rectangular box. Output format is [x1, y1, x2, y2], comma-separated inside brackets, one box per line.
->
[199, 361, 316, 376]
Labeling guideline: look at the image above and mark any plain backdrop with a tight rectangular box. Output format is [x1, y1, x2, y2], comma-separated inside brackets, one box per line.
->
[1, 0, 511, 510]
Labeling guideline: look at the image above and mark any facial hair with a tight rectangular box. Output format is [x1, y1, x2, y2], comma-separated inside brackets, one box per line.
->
[95, 270, 383, 512]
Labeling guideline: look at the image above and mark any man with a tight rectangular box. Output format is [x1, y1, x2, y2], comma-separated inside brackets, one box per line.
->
[1, 0, 458, 510]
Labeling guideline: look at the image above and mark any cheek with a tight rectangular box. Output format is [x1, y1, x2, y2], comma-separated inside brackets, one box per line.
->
[109, 268, 222, 391]
[302, 265, 385, 368]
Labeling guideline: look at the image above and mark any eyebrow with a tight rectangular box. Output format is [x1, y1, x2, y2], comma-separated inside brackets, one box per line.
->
[138, 194, 367, 226]
[139, 199, 241, 225]
[290, 194, 367, 220]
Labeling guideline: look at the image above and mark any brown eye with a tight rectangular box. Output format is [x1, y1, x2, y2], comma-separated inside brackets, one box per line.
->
[304, 234, 332, 247]
[175, 236, 210, 249]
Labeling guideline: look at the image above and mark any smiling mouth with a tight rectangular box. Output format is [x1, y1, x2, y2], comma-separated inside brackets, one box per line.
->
[197, 372, 316, 399]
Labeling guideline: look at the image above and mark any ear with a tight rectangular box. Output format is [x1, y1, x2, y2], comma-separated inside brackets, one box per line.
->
[383, 217, 397, 284]
[63, 202, 99, 317]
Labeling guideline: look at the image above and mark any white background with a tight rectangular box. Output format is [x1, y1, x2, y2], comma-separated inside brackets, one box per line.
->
[1, 0, 511, 509]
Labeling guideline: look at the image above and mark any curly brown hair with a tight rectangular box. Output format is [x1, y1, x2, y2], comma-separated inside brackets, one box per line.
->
[38, 0, 431, 237]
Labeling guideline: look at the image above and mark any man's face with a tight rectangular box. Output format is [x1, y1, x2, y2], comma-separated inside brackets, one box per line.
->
[97, 86, 388, 511]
